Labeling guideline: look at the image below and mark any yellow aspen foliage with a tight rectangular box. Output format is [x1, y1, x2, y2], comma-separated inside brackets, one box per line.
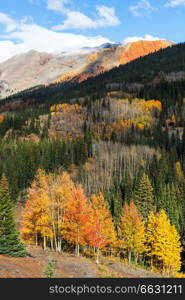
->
[136, 123, 145, 130]
[146, 210, 182, 276]
[145, 211, 157, 269]
[21, 170, 53, 249]
[120, 201, 146, 264]
[175, 161, 184, 182]
[21, 169, 75, 251]
[21, 186, 52, 248]
[48, 171, 75, 251]
[34, 193, 52, 250]
[50, 103, 83, 114]
[21, 199, 39, 245]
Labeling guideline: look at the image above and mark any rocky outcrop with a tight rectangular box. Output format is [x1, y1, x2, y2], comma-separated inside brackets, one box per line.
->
[116, 40, 172, 65]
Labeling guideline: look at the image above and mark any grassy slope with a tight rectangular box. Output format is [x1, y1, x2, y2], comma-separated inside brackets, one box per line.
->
[0, 246, 160, 278]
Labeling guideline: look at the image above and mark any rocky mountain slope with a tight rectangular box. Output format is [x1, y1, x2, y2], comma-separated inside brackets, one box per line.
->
[0, 40, 172, 98]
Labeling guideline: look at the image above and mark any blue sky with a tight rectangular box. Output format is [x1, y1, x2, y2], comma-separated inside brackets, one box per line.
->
[0, 0, 185, 61]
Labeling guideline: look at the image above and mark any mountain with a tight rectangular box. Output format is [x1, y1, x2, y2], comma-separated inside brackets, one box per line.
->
[67, 39, 173, 84]
[0, 40, 185, 278]
[0, 39, 172, 98]
[72, 42, 185, 109]
[0, 50, 89, 98]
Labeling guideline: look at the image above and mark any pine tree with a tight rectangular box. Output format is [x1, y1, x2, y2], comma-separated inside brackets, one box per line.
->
[181, 126, 185, 168]
[43, 257, 55, 278]
[0, 175, 26, 257]
[157, 184, 180, 231]
[179, 182, 185, 234]
[166, 184, 180, 230]
[134, 173, 155, 219]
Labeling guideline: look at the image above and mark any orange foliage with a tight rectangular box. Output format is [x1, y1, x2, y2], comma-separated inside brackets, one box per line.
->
[90, 193, 116, 247]
[0, 115, 4, 123]
[144, 100, 162, 113]
[62, 184, 91, 256]
[85, 193, 116, 263]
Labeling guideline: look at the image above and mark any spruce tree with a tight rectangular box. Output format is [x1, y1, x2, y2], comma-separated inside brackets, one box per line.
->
[179, 182, 185, 234]
[134, 173, 155, 220]
[0, 175, 26, 257]
[158, 184, 180, 231]
[182, 126, 185, 172]
[43, 257, 55, 278]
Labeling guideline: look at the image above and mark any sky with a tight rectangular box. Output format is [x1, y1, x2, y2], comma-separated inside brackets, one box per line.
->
[0, 0, 185, 62]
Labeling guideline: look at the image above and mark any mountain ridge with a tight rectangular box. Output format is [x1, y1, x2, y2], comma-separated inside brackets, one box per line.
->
[0, 39, 172, 98]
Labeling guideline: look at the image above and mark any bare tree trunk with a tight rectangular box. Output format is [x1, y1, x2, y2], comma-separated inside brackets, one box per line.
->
[43, 234, 46, 251]
[96, 248, 100, 264]
[128, 249, 131, 265]
[58, 238, 62, 252]
[151, 257, 154, 271]
[76, 243, 80, 257]
[35, 231, 38, 246]
[135, 253, 138, 264]
[50, 239, 54, 251]
[52, 221, 57, 251]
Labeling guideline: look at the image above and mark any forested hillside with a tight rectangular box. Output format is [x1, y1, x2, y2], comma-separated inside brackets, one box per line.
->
[0, 42, 185, 278]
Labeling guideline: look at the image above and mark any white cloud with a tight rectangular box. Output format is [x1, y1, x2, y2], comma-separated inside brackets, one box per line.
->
[123, 34, 162, 44]
[46, 0, 120, 30]
[164, 0, 185, 7]
[0, 6, 115, 62]
[0, 12, 17, 32]
[129, 0, 155, 17]
[0, 21, 112, 62]
[96, 5, 121, 27]
[46, 0, 71, 13]
[0, 40, 21, 62]
[53, 5, 120, 30]
[52, 11, 95, 30]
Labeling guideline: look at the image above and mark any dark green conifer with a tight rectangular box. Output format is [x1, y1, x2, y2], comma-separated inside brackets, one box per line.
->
[43, 257, 55, 278]
[0, 175, 26, 257]
[134, 173, 155, 219]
